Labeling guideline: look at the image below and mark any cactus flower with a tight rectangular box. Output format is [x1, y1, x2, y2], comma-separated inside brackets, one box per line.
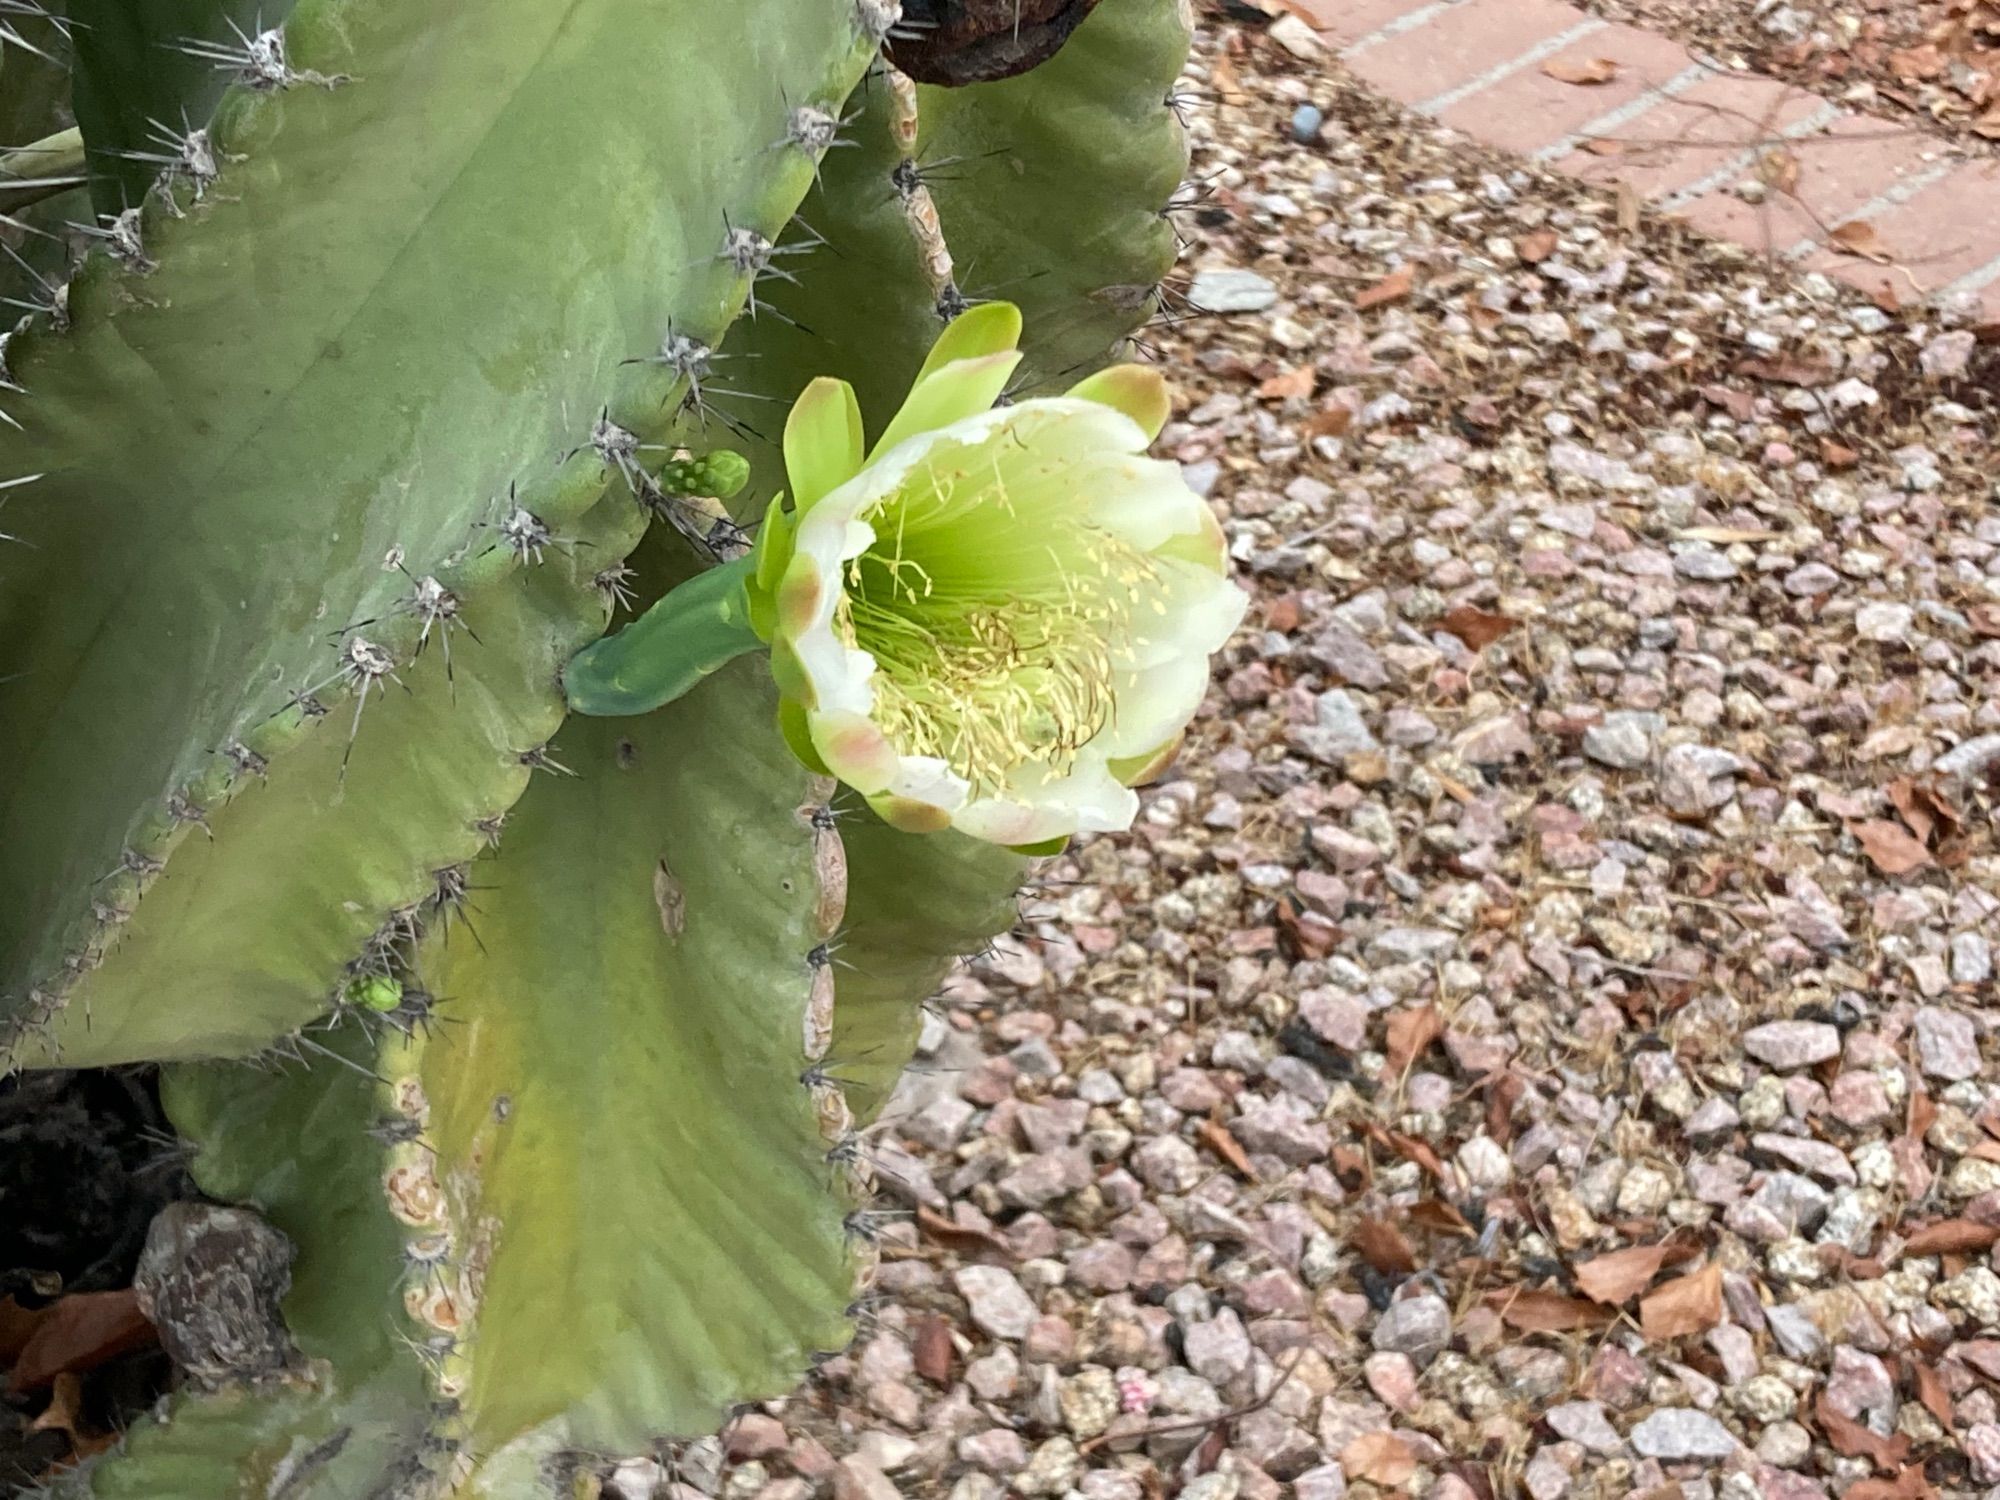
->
[565, 303, 1247, 850]
[746, 303, 1247, 847]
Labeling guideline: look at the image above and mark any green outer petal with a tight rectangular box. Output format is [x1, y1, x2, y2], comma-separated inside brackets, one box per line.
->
[1067, 363, 1172, 441]
[868, 349, 1021, 459]
[913, 301, 1024, 382]
[784, 376, 866, 513]
[563, 555, 762, 718]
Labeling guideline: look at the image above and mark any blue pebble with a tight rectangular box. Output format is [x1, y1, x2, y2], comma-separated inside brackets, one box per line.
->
[1290, 104, 1323, 144]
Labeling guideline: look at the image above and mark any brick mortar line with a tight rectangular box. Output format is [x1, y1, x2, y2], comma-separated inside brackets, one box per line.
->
[1415, 17, 1611, 117]
[1529, 61, 1713, 163]
[1780, 158, 1960, 259]
[1656, 100, 1843, 212]
[1942, 248, 2000, 299]
[1347, 0, 1477, 56]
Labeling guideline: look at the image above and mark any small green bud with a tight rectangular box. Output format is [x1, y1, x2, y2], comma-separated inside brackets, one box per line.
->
[345, 974, 403, 1013]
[657, 450, 750, 501]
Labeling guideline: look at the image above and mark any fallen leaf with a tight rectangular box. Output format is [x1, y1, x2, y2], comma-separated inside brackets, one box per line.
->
[1439, 604, 1520, 651]
[1197, 1118, 1258, 1180]
[28, 1369, 118, 1462]
[1911, 1358, 1954, 1428]
[1352, 1217, 1418, 1275]
[1840, 1480, 1936, 1500]
[1574, 1242, 1671, 1305]
[1384, 1004, 1445, 1076]
[1844, 1473, 1937, 1500]
[1899, 1218, 2000, 1257]
[0, 1297, 41, 1365]
[1406, 1198, 1475, 1236]
[1639, 1261, 1724, 1341]
[1516, 229, 1558, 264]
[1357, 1120, 1449, 1181]
[1697, 385, 1757, 420]
[1353, 264, 1414, 311]
[1303, 400, 1354, 440]
[1887, 778, 1962, 844]
[1760, 147, 1801, 194]
[1735, 355, 1836, 387]
[5, 1288, 156, 1395]
[1581, 137, 1623, 156]
[1817, 1391, 1912, 1470]
[1340, 1431, 1417, 1486]
[1850, 818, 1934, 876]
[1830, 219, 1894, 262]
[1256, 364, 1316, 400]
[912, 1314, 955, 1385]
[1821, 437, 1861, 469]
[1488, 1287, 1617, 1332]
[914, 1205, 1013, 1259]
[1969, 602, 2000, 638]
[1953, 1339, 2000, 1381]
[1542, 55, 1621, 85]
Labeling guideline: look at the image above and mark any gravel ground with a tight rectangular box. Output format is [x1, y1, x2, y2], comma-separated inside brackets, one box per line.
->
[613, 16, 2000, 1500]
[1575, 0, 2000, 152]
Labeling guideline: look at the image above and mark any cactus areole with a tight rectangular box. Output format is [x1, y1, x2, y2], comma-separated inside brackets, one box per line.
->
[563, 303, 1247, 850]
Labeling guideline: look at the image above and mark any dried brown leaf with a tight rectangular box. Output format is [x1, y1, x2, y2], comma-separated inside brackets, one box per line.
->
[1488, 1287, 1617, 1332]
[1899, 1218, 2000, 1257]
[914, 1205, 1013, 1259]
[1352, 1217, 1418, 1275]
[1406, 1198, 1474, 1236]
[1822, 437, 1861, 468]
[912, 1314, 955, 1386]
[1844, 1472, 1937, 1500]
[1817, 1391, 1912, 1470]
[1384, 1004, 1445, 1076]
[1911, 1358, 1954, 1428]
[1697, 385, 1757, 420]
[1353, 263, 1414, 311]
[1735, 354, 1835, 387]
[1516, 229, 1558, 264]
[1830, 219, 1894, 262]
[1850, 818, 1934, 876]
[1969, 602, 2000, 638]
[4, 1288, 155, 1396]
[1542, 55, 1621, 84]
[1439, 604, 1521, 651]
[1197, 1118, 1258, 1181]
[1639, 1261, 1724, 1341]
[1256, 364, 1316, 400]
[1574, 1242, 1671, 1305]
[1340, 1431, 1417, 1485]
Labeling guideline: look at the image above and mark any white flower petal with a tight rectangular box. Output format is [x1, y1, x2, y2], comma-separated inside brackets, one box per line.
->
[1119, 560, 1251, 672]
[792, 630, 874, 717]
[1096, 653, 1212, 760]
[888, 755, 971, 813]
[1084, 455, 1215, 555]
[951, 754, 1139, 845]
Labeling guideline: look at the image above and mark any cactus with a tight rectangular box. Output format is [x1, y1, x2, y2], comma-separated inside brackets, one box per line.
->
[2, 0, 1196, 1490]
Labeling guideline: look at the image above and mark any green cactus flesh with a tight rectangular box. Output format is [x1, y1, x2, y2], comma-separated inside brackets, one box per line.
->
[917, 0, 1191, 393]
[48, 0, 1196, 1487]
[0, 0, 876, 1067]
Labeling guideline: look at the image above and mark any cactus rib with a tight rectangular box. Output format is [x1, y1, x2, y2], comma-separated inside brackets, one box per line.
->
[0, 0, 878, 1069]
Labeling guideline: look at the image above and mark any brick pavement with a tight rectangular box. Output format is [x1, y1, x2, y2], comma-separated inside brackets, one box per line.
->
[1283, 0, 2000, 322]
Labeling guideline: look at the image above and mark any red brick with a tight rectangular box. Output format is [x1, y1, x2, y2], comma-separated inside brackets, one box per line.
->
[1802, 161, 2000, 298]
[1551, 72, 1830, 203]
[1304, 0, 1439, 46]
[1432, 22, 1691, 157]
[1673, 115, 1946, 257]
[1344, 0, 1584, 107]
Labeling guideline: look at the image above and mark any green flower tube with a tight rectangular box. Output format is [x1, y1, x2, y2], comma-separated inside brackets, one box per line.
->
[566, 303, 1248, 848]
